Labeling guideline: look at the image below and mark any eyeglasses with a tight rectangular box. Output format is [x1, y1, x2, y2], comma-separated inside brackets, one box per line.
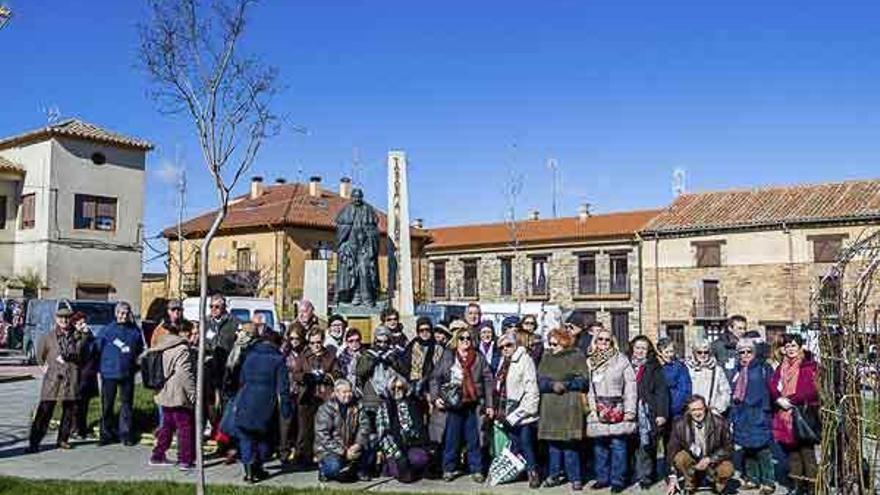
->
[738, 350, 753, 355]
[549, 341, 560, 347]
[210, 304, 223, 309]
[595, 337, 611, 343]
[458, 336, 471, 342]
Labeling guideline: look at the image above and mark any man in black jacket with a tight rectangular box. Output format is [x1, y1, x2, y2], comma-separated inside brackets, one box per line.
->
[667, 395, 734, 495]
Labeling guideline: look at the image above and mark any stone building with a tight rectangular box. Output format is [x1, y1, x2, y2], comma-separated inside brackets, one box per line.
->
[424, 208, 661, 344]
[163, 176, 428, 319]
[641, 178, 880, 356]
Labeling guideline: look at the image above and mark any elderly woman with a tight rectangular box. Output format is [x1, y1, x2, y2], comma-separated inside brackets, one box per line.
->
[730, 338, 776, 495]
[278, 325, 304, 463]
[769, 334, 819, 495]
[628, 335, 669, 489]
[657, 338, 692, 421]
[587, 328, 637, 494]
[337, 328, 364, 386]
[494, 332, 541, 487]
[477, 321, 501, 374]
[537, 328, 589, 490]
[687, 339, 732, 416]
[376, 374, 431, 483]
[430, 326, 494, 483]
[403, 317, 439, 398]
[518, 314, 544, 365]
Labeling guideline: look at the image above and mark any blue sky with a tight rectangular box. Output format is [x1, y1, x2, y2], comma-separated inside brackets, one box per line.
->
[2, 1, 880, 272]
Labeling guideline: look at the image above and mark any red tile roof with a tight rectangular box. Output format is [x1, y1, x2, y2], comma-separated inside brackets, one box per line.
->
[426, 209, 662, 251]
[0, 119, 153, 151]
[164, 182, 428, 239]
[643, 178, 880, 235]
[0, 156, 24, 175]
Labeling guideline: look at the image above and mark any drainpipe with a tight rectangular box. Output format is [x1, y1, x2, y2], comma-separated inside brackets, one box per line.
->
[783, 222, 795, 325]
[654, 233, 661, 338]
[636, 233, 644, 335]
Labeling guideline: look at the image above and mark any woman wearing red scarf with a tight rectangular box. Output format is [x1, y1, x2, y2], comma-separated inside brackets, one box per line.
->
[429, 327, 495, 483]
[769, 334, 819, 495]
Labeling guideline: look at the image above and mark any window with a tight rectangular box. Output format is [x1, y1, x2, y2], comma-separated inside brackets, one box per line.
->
[818, 275, 841, 317]
[570, 309, 597, 327]
[75, 284, 114, 301]
[0, 195, 6, 229]
[609, 252, 629, 293]
[462, 259, 479, 298]
[236, 248, 252, 271]
[432, 261, 447, 298]
[499, 257, 513, 296]
[20, 193, 35, 229]
[698, 280, 722, 318]
[696, 242, 722, 268]
[577, 254, 597, 294]
[74, 194, 117, 231]
[813, 236, 844, 263]
[611, 310, 630, 352]
[90, 152, 107, 165]
[666, 324, 686, 357]
[704, 323, 723, 342]
[531, 256, 548, 296]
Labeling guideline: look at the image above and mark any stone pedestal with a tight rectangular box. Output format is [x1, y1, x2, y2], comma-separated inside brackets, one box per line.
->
[303, 260, 328, 320]
[333, 302, 384, 343]
[387, 150, 416, 335]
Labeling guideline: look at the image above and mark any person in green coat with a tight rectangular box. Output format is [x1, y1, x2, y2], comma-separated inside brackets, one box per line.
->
[537, 327, 590, 490]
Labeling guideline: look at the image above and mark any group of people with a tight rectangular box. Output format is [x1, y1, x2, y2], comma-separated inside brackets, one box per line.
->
[26, 298, 820, 495]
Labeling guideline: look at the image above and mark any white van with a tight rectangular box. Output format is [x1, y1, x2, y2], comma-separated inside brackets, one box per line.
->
[183, 297, 279, 330]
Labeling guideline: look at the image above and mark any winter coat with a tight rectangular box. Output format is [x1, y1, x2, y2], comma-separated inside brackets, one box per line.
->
[223, 330, 258, 398]
[337, 347, 362, 385]
[376, 393, 429, 458]
[635, 358, 670, 426]
[666, 413, 732, 465]
[206, 313, 240, 388]
[314, 398, 371, 461]
[586, 352, 638, 438]
[687, 359, 732, 415]
[356, 346, 408, 409]
[537, 347, 589, 440]
[78, 330, 100, 399]
[478, 341, 502, 375]
[662, 359, 693, 418]
[291, 347, 340, 405]
[151, 334, 196, 409]
[38, 327, 88, 401]
[388, 328, 408, 349]
[233, 340, 293, 434]
[711, 331, 740, 384]
[498, 346, 540, 427]
[96, 321, 144, 380]
[729, 359, 774, 449]
[428, 348, 494, 442]
[402, 338, 438, 395]
[769, 353, 819, 447]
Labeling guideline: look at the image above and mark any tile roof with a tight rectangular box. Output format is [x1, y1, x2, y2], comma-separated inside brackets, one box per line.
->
[0, 156, 24, 175]
[426, 209, 662, 251]
[164, 182, 429, 239]
[643, 178, 880, 235]
[0, 119, 154, 151]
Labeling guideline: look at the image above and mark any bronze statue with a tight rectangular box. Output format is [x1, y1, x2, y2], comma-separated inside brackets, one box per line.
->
[334, 188, 380, 306]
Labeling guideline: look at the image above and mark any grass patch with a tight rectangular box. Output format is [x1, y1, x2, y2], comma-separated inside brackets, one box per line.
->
[51, 384, 158, 438]
[0, 477, 377, 495]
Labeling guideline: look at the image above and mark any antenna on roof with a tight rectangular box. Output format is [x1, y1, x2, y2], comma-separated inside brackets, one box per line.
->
[351, 146, 362, 186]
[41, 105, 61, 125]
[673, 167, 686, 197]
[0, 5, 12, 30]
[547, 157, 559, 218]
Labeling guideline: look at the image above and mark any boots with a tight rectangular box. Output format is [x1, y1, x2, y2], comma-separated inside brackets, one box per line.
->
[251, 463, 269, 483]
[243, 464, 253, 482]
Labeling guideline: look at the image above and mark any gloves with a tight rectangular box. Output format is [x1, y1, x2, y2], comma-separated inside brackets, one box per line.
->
[776, 397, 793, 410]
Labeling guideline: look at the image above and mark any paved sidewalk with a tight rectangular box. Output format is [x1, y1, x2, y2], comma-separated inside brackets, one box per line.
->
[0, 379, 668, 493]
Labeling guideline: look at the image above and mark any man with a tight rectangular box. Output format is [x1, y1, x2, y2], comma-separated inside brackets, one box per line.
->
[463, 303, 482, 343]
[666, 395, 734, 495]
[205, 295, 239, 431]
[28, 307, 88, 452]
[291, 299, 321, 337]
[96, 302, 144, 446]
[150, 299, 193, 348]
[335, 188, 381, 306]
[251, 312, 271, 337]
[314, 379, 373, 482]
[382, 308, 407, 348]
[711, 315, 747, 384]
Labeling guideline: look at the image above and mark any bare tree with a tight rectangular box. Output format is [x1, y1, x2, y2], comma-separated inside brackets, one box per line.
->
[138, 0, 280, 492]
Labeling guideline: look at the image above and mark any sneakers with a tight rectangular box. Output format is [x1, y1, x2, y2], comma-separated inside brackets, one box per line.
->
[472, 473, 485, 483]
[56, 442, 72, 450]
[571, 481, 584, 491]
[543, 475, 566, 488]
[177, 464, 195, 473]
[760, 485, 776, 495]
[149, 457, 174, 467]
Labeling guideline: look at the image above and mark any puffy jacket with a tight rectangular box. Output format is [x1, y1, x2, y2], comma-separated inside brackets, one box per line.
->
[729, 359, 774, 449]
[314, 398, 371, 461]
[151, 334, 196, 409]
[662, 359, 693, 418]
[498, 346, 540, 426]
[96, 321, 144, 380]
[233, 340, 293, 434]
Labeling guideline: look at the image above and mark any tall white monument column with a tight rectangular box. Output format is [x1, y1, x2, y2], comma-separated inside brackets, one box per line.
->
[387, 150, 415, 334]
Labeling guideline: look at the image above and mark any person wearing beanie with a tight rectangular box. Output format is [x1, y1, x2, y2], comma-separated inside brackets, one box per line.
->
[564, 311, 595, 355]
[501, 315, 521, 333]
[404, 316, 438, 398]
[478, 320, 501, 374]
[325, 314, 348, 355]
[356, 326, 407, 412]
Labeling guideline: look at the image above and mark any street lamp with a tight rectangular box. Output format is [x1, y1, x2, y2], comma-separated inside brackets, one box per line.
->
[0, 6, 11, 30]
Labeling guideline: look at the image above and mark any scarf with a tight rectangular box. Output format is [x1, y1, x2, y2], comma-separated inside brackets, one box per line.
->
[589, 347, 618, 371]
[686, 355, 718, 372]
[457, 348, 479, 403]
[57, 327, 80, 363]
[630, 356, 647, 383]
[733, 362, 750, 403]
[495, 356, 511, 407]
[409, 340, 429, 381]
[778, 353, 803, 436]
[368, 348, 396, 397]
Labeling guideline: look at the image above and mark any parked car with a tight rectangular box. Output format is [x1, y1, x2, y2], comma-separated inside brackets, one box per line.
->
[182, 296, 279, 331]
[23, 299, 121, 365]
[415, 302, 467, 326]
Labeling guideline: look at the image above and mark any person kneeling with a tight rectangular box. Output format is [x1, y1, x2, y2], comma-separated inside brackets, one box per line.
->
[315, 379, 373, 482]
[376, 375, 431, 483]
[666, 395, 734, 495]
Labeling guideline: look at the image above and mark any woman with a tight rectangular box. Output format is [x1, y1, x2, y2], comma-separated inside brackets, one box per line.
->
[586, 329, 637, 494]
[72, 312, 99, 439]
[325, 314, 347, 355]
[494, 332, 541, 488]
[477, 321, 501, 374]
[278, 325, 304, 463]
[233, 331, 293, 482]
[149, 320, 196, 470]
[730, 339, 776, 495]
[628, 335, 669, 489]
[337, 328, 364, 386]
[291, 329, 340, 467]
[769, 334, 819, 495]
[657, 338, 692, 420]
[519, 314, 544, 365]
[429, 327, 494, 483]
[376, 375, 431, 483]
[537, 328, 588, 490]
[687, 339, 732, 416]
[404, 317, 438, 398]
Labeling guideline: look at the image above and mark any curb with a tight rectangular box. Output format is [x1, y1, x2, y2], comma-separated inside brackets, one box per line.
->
[0, 374, 34, 384]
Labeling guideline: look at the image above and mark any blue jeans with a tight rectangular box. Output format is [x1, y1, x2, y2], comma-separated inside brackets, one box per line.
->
[319, 452, 373, 480]
[593, 436, 628, 488]
[548, 441, 582, 483]
[509, 423, 538, 471]
[442, 406, 482, 474]
[238, 431, 271, 466]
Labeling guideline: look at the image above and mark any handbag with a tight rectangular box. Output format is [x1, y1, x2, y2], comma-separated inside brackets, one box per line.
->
[487, 446, 527, 486]
[439, 381, 463, 410]
[793, 405, 820, 445]
[592, 382, 624, 424]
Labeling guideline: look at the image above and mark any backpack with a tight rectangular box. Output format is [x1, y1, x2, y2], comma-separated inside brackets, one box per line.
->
[140, 343, 185, 390]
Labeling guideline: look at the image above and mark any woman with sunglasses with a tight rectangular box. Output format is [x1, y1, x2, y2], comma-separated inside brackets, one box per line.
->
[537, 328, 589, 490]
[429, 327, 494, 483]
[376, 374, 431, 483]
[628, 335, 669, 490]
[730, 339, 776, 495]
[687, 339, 731, 416]
[518, 314, 544, 365]
[493, 332, 541, 487]
[291, 328, 341, 468]
[278, 326, 305, 464]
[586, 329, 637, 493]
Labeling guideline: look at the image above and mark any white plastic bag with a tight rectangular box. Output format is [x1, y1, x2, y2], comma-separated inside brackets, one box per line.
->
[487, 447, 526, 486]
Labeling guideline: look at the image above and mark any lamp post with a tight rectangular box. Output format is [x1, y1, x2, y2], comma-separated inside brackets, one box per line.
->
[0, 6, 11, 30]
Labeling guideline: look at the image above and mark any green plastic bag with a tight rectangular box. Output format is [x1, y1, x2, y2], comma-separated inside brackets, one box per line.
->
[492, 423, 510, 457]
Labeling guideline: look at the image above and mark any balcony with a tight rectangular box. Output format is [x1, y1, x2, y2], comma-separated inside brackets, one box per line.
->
[181, 272, 200, 294]
[180, 270, 261, 296]
[692, 297, 728, 321]
[571, 276, 631, 300]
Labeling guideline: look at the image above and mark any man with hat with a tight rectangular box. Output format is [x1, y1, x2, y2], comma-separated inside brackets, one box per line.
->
[150, 299, 193, 348]
[28, 306, 89, 452]
[433, 323, 453, 349]
[564, 311, 597, 356]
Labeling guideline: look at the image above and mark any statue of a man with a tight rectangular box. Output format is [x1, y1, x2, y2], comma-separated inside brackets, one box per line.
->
[334, 188, 380, 306]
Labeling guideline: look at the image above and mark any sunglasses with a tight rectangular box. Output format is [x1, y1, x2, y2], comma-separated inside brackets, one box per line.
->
[738, 350, 753, 355]
[210, 304, 223, 309]
[695, 350, 709, 355]
[549, 341, 560, 347]
[385, 316, 399, 321]
[375, 338, 389, 344]
[458, 336, 471, 342]
[169, 307, 182, 312]
[501, 343, 515, 349]
[595, 337, 611, 342]
[346, 338, 361, 343]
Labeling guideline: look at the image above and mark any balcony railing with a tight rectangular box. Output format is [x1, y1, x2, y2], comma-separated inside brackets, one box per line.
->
[181, 272, 200, 293]
[692, 297, 728, 320]
[180, 270, 260, 296]
[571, 276, 631, 297]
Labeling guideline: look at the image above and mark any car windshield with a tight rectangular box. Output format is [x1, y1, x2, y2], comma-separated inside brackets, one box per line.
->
[69, 302, 116, 326]
[255, 310, 274, 329]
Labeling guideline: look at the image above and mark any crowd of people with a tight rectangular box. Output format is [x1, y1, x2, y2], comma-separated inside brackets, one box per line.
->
[25, 298, 820, 495]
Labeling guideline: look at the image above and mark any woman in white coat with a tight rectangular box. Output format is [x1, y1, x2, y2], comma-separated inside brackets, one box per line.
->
[686, 339, 731, 415]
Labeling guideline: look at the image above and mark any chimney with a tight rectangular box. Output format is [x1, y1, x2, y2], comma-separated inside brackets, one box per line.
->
[275, 177, 287, 185]
[308, 175, 322, 197]
[339, 176, 352, 199]
[578, 203, 591, 221]
[412, 218, 424, 229]
[250, 176, 264, 199]
[528, 209, 540, 221]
